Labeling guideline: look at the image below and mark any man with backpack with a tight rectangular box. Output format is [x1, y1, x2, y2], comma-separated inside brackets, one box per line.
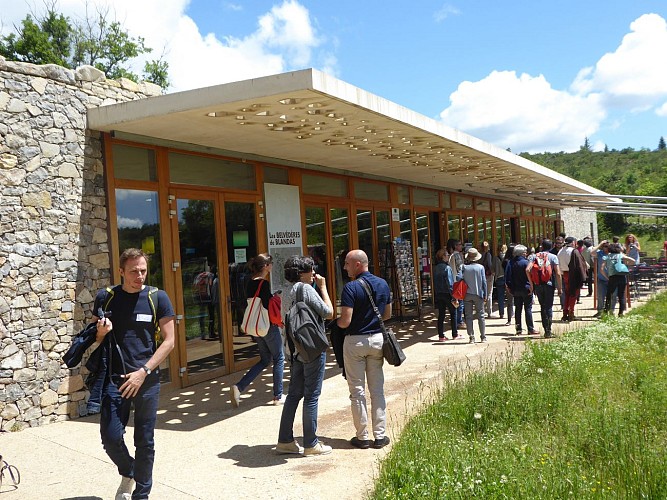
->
[527, 239, 562, 338]
[92, 248, 175, 500]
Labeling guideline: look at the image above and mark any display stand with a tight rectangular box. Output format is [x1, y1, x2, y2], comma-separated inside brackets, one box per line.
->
[380, 238, 420, 321]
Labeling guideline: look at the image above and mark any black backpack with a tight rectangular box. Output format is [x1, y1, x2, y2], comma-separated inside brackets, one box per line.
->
[285, 283, 329, 363]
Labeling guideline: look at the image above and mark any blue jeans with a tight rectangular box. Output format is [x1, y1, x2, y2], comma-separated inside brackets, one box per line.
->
[236, 324, 284, 398]
[597, 279, 617, 312]
[100, 374, 160, 500]
[278, 351, 326, 448]
[534, 284, 555, 335]
[495, 278, 506, 317]
[513, 289, 535, 333]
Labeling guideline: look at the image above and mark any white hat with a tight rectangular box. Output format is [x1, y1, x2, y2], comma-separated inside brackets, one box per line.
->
[465, 248, 482, 262]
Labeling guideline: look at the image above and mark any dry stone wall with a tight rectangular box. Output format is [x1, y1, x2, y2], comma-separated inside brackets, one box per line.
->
[0, 56, 160, 431]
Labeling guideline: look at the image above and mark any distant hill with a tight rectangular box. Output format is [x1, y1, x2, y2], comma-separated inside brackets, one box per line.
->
[520, 147, 667, 197]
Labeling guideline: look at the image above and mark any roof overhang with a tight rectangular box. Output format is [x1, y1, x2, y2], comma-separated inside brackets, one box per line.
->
[88, 68, 614, 207]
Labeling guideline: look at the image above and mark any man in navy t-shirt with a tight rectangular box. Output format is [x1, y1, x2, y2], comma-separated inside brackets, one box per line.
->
[336, 250, 392, 450]
[93, 248, 175, 500]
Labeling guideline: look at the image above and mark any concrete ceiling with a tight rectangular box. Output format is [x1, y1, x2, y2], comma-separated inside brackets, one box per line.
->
[88, 69, 614, 207]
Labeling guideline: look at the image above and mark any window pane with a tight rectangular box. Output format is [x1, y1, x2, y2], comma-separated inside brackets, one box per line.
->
[357, 210, 375, 274]
[354, 181, 388, 201]
[112, 145, 157, 181]
[441, 192, 451, 209]
[331, 208, 350, 304]
[302, 174, 347, 197]
[169, 153, 255, 190]
[305, 206, 328, 280]
[455, 195, 473, 209]
[476, 199, 491, 211]
[447, 214, 460, 241]
[376, 210, 391, 280]
[501, 202, 516, 215]
[413, 188, 438, 207]
[397, 186, 410, 204]
[263, 166, 289, 184]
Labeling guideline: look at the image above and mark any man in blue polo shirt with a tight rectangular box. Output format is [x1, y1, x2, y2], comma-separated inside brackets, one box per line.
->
[336, 250, 392, 450]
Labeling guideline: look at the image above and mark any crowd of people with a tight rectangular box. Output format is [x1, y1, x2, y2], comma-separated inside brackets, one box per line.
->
[432, 233, 642, 343]
[86, 235, 643, 498]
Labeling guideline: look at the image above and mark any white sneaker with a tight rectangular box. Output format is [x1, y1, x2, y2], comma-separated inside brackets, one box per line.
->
[115, 476, 134, 500]
[271, 395, 286, 405]
[276, 440, 304, 454]
[304, 441, 332, 456]
[231, 385, 241, 407]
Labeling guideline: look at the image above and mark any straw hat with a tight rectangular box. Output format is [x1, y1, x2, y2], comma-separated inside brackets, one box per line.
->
[465, 247, 482, 262]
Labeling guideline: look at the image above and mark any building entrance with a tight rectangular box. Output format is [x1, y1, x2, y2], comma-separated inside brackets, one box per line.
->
[168, 189, 260, 387]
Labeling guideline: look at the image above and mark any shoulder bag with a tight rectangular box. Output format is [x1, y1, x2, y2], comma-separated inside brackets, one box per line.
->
[358, 278, 406, 367]
[241, 279, 270, 337]
[452, 279, 468, 301]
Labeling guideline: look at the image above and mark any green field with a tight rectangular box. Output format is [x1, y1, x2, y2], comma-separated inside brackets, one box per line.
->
[373, 294, 667, 499]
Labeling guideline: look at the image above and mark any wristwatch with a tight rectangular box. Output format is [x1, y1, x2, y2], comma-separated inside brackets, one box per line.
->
[141, 364, 152, 375]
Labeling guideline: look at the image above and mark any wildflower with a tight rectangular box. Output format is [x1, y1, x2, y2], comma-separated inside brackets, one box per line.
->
[474, 412, 482, 420]
[537, 367, 544, 374]
[500, 475, 508, 484]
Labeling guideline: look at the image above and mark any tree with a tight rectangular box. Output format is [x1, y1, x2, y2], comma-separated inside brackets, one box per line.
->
[659, 136, 666, 151]
[580, 137, 592, 152]
[0, 6, 71, 66]
[0, 2, 169, 89]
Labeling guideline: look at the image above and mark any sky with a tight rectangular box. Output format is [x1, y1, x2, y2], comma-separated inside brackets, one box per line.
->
[1, 0, 666, 154]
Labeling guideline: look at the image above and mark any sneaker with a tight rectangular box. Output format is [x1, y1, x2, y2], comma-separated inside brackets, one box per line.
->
[480, 336, 488, 342]
[115, 476, 134, 500]
[503, 321, 512, 326]
[561, 315, 569, 322]
[276, 440, 304, 454]
[544, 332, 553, 339]
[515, 330, 523, 335]
[304, 441, 332, 456]
[231, 385, 241, 407]
[528, 330, 539, 335]
[350, 437, 371, 449]
[373, 436, 391, 449]
[271, 395, 286, 405]
[592, 311, 602, 318]
[468, 337, 475, 344]
[438, 336, 448, 342]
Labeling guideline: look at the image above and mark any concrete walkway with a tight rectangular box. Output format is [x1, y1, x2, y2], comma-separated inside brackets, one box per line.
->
[0, 294, 606, 499]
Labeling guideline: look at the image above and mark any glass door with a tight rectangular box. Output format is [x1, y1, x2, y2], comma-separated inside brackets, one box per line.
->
[170, 191, 225, 385]
[169, 191, 259, 386]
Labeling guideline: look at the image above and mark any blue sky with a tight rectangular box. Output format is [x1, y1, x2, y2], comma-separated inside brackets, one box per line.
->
[2, 0, 666, 153]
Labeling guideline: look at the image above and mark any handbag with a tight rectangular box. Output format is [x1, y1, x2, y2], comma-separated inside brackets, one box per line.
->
[241, 279, 270, 337]
[269, 292, 283, 326]
[452, 279, 468, 301]
[358, 278, 406, 367]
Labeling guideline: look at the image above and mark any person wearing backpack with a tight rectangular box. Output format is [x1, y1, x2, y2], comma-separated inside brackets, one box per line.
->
[527, 239, 562, 338]
[506, 244, 538, 335]
[91, 248, 175, 500]
[603, 243, 635, 317]
[276, 255, 333, 456]
[337, 250, 392, 450]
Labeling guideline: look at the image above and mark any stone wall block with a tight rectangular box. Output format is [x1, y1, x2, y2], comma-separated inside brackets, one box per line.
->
[13, 368, 36, 383]
[22, 191, 52, 209]
[75, 65, 105, 82]
[1, 350, 26, 370]
[40, 388, 58, 407]
[1, 403, 19, 420]
[57, 374, 84, 395]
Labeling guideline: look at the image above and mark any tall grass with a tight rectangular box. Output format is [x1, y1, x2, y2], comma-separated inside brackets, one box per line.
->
[373, 294, 667, 499]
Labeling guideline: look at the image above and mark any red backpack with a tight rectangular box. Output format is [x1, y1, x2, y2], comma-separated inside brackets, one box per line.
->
[530, 252, 553, 285]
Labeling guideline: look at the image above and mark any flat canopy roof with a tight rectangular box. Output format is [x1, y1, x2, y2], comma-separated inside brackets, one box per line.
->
[88, 68, 613, 207]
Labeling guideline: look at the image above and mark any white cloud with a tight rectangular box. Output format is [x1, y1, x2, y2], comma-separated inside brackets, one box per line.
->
[656, 102, 667, 117]
[434, 4, 461, 23]
[439, 70, 606, 153]
[1, 0, 327, 92]
[117, 216, 143, 229]
[571, 13, 667, 109]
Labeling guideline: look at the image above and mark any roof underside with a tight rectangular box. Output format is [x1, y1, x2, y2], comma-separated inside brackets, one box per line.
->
[88, 69, 613, 207]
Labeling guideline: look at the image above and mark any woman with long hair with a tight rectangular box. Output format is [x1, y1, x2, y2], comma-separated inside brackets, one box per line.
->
[624, 234, 641, 266]
[231, 253, 285, 407]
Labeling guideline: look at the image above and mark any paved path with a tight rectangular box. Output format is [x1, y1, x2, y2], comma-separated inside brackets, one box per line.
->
[0, 294, 606, 499]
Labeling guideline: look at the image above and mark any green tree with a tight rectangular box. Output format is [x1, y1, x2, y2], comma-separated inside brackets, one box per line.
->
[659, 136, 666, 151]
[0, 7, 71, 66]
[580, 136, 592, 152]
[0, 2, 169, 89]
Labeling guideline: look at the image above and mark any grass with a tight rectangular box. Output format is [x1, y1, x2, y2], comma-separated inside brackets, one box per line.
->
[372, 293, 667, 499]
